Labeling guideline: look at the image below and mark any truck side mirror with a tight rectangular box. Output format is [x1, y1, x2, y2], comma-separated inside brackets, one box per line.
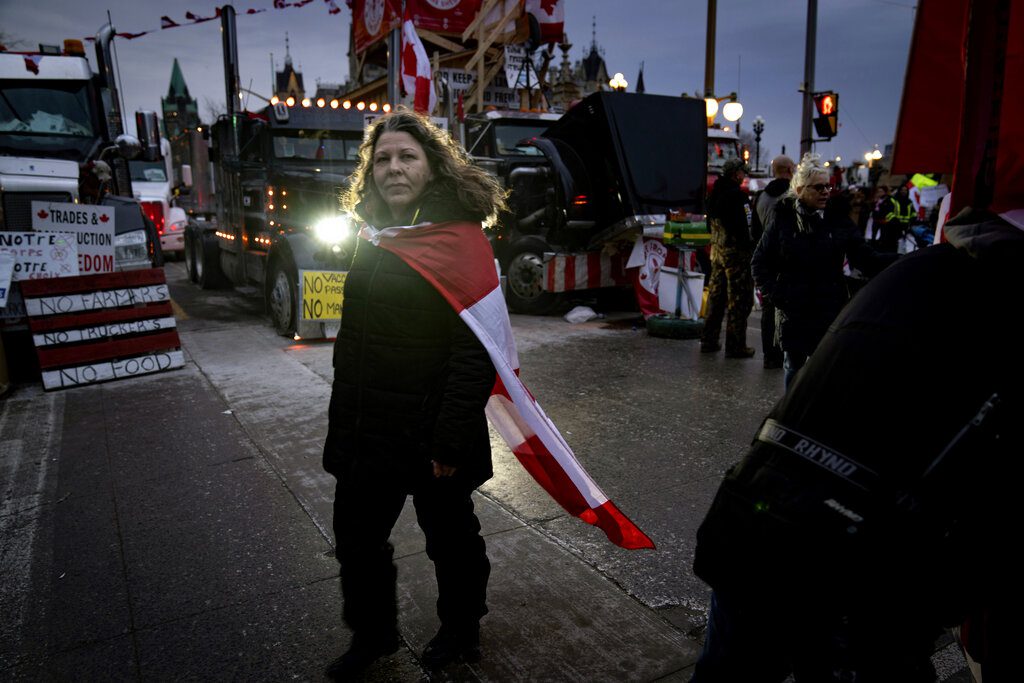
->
[114, 134, 142, 160]
[181, 165, 193, 188]
[134, 110, 162, 161]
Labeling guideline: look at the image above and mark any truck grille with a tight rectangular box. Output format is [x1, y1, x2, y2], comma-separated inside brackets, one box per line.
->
[2, 192, 75, 231]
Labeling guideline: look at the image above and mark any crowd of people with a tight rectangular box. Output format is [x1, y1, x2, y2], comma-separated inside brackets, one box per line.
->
[701, 152, 944, 388]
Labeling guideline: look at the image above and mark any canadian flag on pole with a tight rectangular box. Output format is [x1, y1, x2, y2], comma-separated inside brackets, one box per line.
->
[401, 8, 437, 114]
[525, 0, 565, 43]
[360, 221, 655, 550]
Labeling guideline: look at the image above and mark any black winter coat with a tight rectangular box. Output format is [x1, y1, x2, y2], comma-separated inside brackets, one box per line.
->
[323, 194, 496, 488]
[751, 196, 894, 355]
[708, 174, 754, 252]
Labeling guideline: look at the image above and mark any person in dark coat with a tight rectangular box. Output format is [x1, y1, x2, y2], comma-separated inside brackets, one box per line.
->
[700, 158, 756, 358]
[751, 153, 895, 388]
[689, 209, 1023, 681]
[752, 155, 795, 369]
[322, 110, 507, 678]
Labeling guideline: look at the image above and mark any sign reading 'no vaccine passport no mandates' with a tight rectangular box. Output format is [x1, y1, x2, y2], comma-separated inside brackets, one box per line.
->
[32, 201, 115, 275]
[300, 270, 346, 321]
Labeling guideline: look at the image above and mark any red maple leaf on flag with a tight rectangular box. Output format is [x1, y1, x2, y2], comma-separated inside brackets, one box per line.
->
[37, 209, 49, 219]
[99, 214, 110, 223]
[540, 0, 559, 15]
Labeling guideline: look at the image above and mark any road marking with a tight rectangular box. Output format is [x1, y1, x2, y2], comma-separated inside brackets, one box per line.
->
[171, 299, 188, 320]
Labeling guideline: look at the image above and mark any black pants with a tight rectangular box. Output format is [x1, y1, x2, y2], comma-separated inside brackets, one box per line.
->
[332, 469, 490, 636]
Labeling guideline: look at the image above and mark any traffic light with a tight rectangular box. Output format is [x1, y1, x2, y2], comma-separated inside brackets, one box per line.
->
[812, 91, 838, 138]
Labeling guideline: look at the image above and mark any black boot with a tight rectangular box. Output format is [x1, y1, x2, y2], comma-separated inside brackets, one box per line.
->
[325, 631, 400, 680]
[421, 624, 480, 669]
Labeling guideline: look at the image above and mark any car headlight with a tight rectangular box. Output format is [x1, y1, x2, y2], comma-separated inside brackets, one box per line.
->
[313, 216, 351, 245]
[114, 229, 149, 264]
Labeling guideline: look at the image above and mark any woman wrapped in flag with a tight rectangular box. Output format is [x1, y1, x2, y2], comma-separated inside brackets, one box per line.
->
[322, 110, 507, 678]
[323, 109, 653, 679]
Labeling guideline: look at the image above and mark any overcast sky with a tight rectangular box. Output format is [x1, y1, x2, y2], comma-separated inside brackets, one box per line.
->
[1, 0, 917, 168]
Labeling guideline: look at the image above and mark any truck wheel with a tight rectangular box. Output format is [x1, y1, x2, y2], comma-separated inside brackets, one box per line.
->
[196, 231, 225, 289]
[184, 230, 199, 283]
[504, 239, 560, 315]
[267, 261, 297, 337]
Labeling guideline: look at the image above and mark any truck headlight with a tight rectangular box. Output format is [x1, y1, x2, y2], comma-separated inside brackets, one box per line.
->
[115, 229, 149, 264]
[313, 216, 351, 245]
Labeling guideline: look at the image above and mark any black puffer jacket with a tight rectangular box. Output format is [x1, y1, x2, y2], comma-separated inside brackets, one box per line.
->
[323, 192, 496, 488]
[751, 196, 894, 355]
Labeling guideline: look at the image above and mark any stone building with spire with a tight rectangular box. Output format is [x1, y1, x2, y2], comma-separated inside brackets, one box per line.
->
[574, 19, 610, 98]
[273, 34, 306, 103]
[161, 58, 199, 140]
[161, 59, 200, 174]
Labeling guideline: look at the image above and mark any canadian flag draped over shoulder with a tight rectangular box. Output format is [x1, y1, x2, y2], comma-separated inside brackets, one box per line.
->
[401, 6, 437, 114]
[359, 221, 655, 550]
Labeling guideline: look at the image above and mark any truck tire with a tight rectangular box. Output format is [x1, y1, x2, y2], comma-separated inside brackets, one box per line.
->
[267, 260, 297, 337]
[195, 230, 225, 290]
[184, 229, 199, 283]
[504, 238, 560, 315]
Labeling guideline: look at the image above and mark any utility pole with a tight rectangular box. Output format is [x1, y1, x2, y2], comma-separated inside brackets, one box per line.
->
[799, 0, 817, 157]
[704, 0, 717, 97]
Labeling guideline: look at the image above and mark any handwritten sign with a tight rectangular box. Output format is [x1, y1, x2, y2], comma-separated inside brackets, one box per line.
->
[20, 269, 183, 391]
[300, 270, 346, 321]
[32, 201, 115, 274]
[0, 231, 79, 280]
[0, 253, 13, 306]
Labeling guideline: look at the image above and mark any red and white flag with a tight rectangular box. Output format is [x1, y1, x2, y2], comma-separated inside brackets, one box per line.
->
[401, 7, 437, 114]
[525, 0, 564, 43]
[360, 221, 655, 550]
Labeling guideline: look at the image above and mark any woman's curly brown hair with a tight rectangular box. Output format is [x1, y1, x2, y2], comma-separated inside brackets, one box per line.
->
[340, 108, 508, 226]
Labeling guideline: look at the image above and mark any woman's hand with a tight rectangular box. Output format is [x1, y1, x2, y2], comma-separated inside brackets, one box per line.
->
[432, 460, 457, 478]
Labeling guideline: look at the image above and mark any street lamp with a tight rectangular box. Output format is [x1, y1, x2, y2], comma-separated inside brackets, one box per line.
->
[609, 73, 628, 92]
[752, 115, 765, 172]
[704, 92, 742, 128]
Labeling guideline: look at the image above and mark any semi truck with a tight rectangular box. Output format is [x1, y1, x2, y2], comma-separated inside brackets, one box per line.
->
[180, 5, 361, 339]
[1, 30, 162, 323]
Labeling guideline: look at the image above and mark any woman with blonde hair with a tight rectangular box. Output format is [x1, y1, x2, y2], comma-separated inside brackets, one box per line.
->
[323, 109, 506, 678]
[751, 153, 894, 388]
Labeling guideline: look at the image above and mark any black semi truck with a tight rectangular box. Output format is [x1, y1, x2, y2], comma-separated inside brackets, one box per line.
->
[182, 5, 362, 339]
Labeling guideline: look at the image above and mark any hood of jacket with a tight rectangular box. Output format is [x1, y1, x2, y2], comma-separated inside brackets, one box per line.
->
[943, 208, 1024, 259]
[764, 177, 790, 198]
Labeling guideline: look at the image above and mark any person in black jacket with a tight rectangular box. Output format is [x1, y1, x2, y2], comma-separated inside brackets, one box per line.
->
[689, 209, 1023, 681]
[751, 155, 795, 369]
[700, 158, 756, 358]
[322, 110, 507, 678]
[751, 153, 895, 388]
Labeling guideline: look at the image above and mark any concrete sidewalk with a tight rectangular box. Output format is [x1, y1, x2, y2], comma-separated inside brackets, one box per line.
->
[1, 353, 698, 680]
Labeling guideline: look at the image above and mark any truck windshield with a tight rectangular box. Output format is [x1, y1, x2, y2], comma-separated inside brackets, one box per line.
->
[495, 124, 546, 156]
[129, 159, 168, 183]
[0, 80, 96, 160]
[708, 138, 741, 168]
[272, 130, 361, 163]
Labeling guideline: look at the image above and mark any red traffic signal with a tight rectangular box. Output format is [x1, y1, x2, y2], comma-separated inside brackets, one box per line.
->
[812, 91, 838, 138]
